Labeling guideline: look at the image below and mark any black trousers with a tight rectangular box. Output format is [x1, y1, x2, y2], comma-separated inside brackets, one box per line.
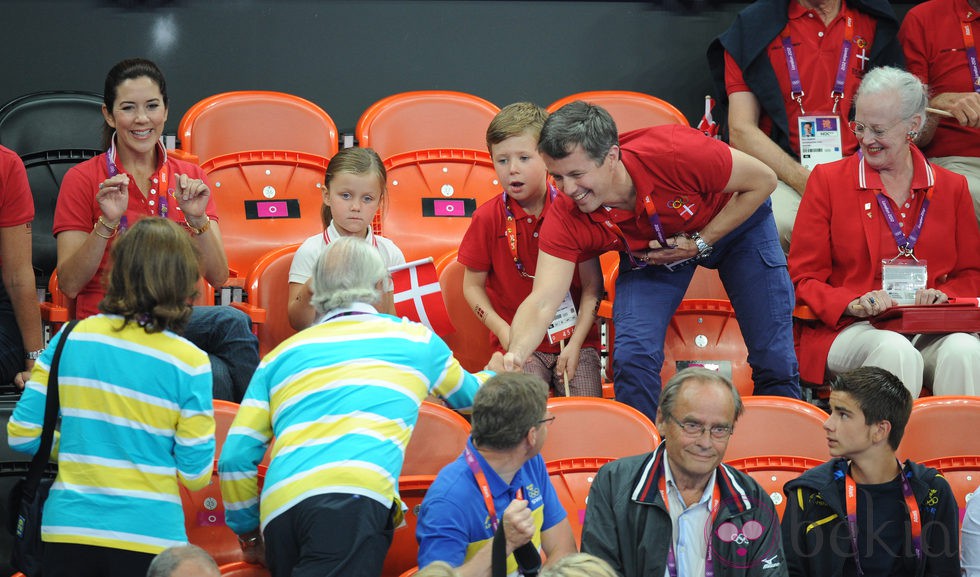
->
[264, 493, 396, 577]
[42, 542, 155, 577]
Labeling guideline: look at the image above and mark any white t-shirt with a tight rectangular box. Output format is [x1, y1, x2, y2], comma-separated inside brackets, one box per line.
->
[289, 221, 405, 291]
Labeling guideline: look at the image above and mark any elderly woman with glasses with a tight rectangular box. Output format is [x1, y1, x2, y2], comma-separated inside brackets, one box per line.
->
[788, 65, 980, 397]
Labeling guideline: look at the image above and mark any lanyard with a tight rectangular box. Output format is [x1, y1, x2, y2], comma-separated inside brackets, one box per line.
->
[502, 185, 557, 280]
[105, 139, 172, 231]
[843, 463, 923, 575]
[781, 12, 856, 114]
[658, 470, 722, 577]
[874, 187, 933, 257]
[962, 21, 980, 94]
[601, 192, 671, 270]
[464, 446, 523, 534]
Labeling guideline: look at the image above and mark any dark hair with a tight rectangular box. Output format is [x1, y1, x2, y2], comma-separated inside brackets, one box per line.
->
[321, 147, 387, 228]
[470, 373, 549, 450]
[831, 366, 912, 450]
[537, 101, 619, 163]
[99, 217, 199, 334]
[101, 58, 168, 150]
[659, 367, 744, 423]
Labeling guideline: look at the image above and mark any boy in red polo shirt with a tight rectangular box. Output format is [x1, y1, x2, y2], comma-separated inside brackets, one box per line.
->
[458, 102, 603, 396]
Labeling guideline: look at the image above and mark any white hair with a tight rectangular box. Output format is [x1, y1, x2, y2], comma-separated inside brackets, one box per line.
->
[310, 236, 386, 314]
[855, 66, 929, 130]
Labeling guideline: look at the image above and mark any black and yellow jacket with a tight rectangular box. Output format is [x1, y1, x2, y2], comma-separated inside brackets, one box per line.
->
[780, 458, 960, 577]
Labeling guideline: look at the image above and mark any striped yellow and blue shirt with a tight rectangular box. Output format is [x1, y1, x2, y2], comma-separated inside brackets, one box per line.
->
[218, 304, 492, 534]
[7, 315, 215, 554]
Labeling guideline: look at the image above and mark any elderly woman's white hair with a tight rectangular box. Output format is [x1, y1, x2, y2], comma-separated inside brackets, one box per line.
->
[310, 236, 387, 314]
[855, 66, 929, 134]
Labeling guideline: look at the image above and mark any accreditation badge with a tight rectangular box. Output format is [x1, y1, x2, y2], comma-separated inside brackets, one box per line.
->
[882, 258, 928, 305]
[798, 115, 843, 170]
[547, 292, 578, 344]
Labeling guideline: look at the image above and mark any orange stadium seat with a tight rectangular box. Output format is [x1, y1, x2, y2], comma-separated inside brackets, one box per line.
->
[727, 455, 825, 520]
[398, 569, 419, 577]
[355, 90, 499, 160]
[402, 401, 471, 477]
[0, 90, 104, 290]
[540, 397, 660, 464]
[180, 466, 241, 566]
[434, 251, 494, 374]
[235, 244, 301, 358]
[547, 456, 614, 546]
[918, 455, 980, 527]
[382, 475, 436, 577]
[897, 396, 980, 463]
[724, 396, 830, 462]
[662, 298, 752, 399]
[176, 90, 338, 165]
[547, 90, 689, 131]
[377, 148, 501, 263]
[218, 561, 270, 576]
[199, 151, 328, 277]
[212, 399, 240, 458]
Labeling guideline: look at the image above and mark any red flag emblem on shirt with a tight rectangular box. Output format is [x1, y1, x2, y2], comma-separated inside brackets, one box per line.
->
[390, 258, 455, 337]
[697, 95, 720, 139]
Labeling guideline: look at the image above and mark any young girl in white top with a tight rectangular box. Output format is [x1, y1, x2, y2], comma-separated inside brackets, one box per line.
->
[287, 147, 404, 330]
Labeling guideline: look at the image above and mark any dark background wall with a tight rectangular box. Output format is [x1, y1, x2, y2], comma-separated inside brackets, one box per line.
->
[2, 1, 916, 142]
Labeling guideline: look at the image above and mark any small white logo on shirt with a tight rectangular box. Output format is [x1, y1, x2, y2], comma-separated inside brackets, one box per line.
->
[762, 556, 781, 570]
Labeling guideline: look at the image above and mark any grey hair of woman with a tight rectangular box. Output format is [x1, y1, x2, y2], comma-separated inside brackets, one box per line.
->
[854, 66, 929, 132]
[310, 236, 387, 314]
[146, 544, 219, 577]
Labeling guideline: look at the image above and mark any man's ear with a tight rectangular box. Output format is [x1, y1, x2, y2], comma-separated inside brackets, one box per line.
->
[872, 419, 893, 445]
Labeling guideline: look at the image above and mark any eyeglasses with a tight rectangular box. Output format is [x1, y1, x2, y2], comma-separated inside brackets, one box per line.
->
[848, 118, 908, 139]
[667, 413, 733, 440]
[537, 415, 556, 426]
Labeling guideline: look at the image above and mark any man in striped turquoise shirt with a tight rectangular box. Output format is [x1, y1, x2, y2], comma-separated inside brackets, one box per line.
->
[219, 236, 500, 577]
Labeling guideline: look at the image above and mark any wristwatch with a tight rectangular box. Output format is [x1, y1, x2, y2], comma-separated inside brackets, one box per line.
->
[238, 534, 261, 550]
[25, 349, 43, 361]
[689, 232, 713, 259]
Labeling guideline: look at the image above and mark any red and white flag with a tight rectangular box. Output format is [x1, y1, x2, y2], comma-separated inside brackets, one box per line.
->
[390, 258, 455, 337]
[697, 95, 720, 139]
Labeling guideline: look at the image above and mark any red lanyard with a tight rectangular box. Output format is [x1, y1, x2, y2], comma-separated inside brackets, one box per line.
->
[843, 463, 923, 576]
[502, 186, 556, 280]
[464, 446, 524, 534]
[658, 470, 721, 577]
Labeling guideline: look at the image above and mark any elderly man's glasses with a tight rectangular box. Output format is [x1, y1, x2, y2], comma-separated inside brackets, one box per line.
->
[848, 118, 908, 139]
[667, 413, 733, 440]
[538, 415, 556, 426]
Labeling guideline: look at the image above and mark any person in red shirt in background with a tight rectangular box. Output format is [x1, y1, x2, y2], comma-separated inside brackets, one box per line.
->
[900, 0, 980, 227]
[708, 0, 903, 254]
[0, 145, 43, 389]
[459, 102, 602, 397]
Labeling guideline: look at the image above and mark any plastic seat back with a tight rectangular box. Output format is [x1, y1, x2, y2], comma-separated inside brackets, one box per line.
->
[241, 244, 301, 357]
[382, 475, 435, 577]
[379, 149, 500, 263]
[178, 91, 338, 164]
[724, 396, 830, 462]
[898, 396, 980, 462]
[547, 457, 614, 546]
[356, 91, 499, 160]
[434, 251, 493, 374]
[684, 267, 729, 300]
[200, 151, 327, 275]
[540, 397, 660, 464]
[547, 91, 688, 131]
[727, 455, 825, 520]
[180, 467, 241, 566]
[218, 562, 270, 576]
[212, 400, 240, 458]
[0, 91, 104, 289]
[402, 401, 471, 477]
[918, 455, 980, 528]
[662, 299, 753, 399]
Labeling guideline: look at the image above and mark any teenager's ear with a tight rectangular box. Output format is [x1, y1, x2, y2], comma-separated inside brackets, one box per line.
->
[872, 419, 893, 445]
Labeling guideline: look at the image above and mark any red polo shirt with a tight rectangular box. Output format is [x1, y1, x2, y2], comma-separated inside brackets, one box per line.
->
[725, 0, 880, 156]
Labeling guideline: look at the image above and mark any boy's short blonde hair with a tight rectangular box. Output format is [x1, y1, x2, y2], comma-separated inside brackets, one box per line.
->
[539, 553, 619, 577]
[415, 561, 460, 577]
[486, 102, 549, 152]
